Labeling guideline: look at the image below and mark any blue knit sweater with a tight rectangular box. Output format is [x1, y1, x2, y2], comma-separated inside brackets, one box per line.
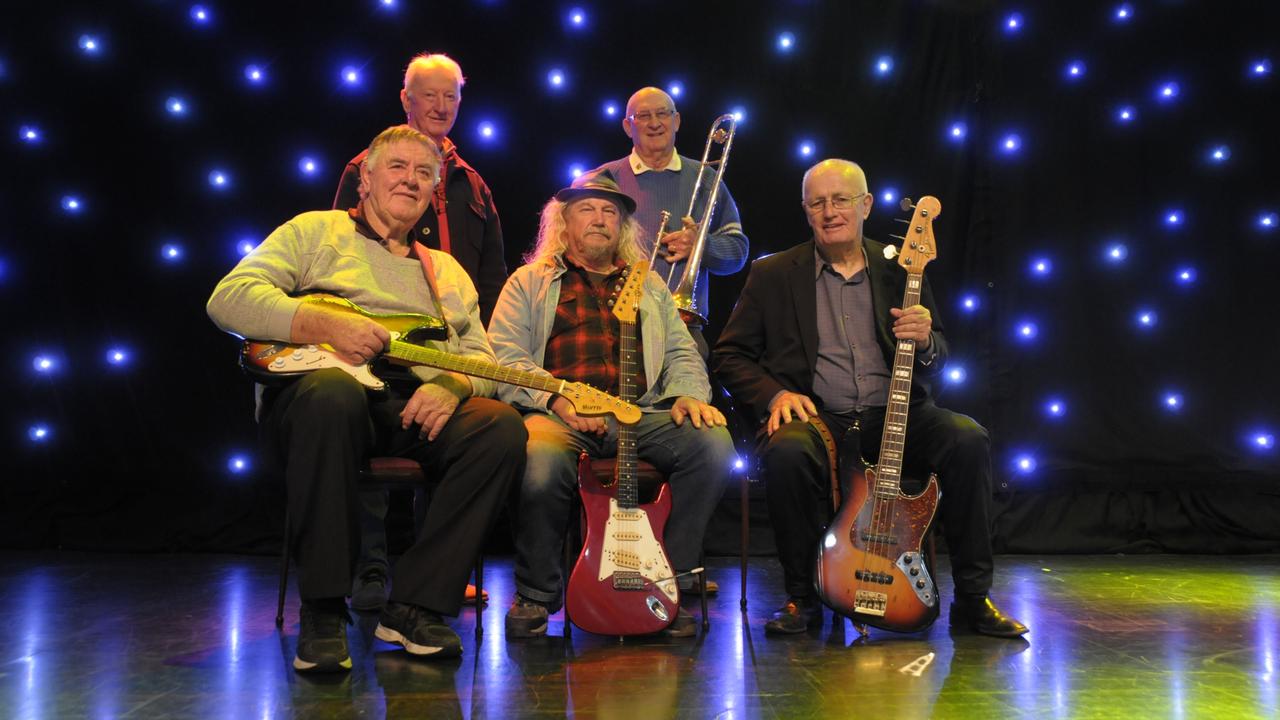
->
[597, 155, 748, 324]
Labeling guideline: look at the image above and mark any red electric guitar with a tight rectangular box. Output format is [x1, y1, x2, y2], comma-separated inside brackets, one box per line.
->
[814, 195, 944, 634]
[565, 262, 681, 636]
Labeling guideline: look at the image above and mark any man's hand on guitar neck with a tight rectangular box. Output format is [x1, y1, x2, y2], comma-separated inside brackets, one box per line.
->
[291, 303, 390, 366]
[890, 304, 933, 350]
[767, 391, 819, 436]
[551, 396, 609, 436]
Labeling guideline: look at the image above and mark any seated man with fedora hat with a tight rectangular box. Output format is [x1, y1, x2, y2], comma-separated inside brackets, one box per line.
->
[487, 169, 735, 638]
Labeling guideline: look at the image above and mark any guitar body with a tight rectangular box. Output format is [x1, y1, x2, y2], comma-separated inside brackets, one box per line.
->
[565, 446, 680, 636]
[240, 295, 445, 391]
[815, 427, 942, 633]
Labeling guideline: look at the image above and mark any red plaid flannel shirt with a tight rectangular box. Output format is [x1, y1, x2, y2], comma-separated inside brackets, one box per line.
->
[544, 258, 646, 398]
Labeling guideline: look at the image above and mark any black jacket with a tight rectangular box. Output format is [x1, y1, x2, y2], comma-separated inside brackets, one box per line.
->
[712, 238, 948, 428]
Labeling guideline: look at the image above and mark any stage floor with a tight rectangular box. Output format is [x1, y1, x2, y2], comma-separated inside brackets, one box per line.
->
[0, 552, 1276, 719]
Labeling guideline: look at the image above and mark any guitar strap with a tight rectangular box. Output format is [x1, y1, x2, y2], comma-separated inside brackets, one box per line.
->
[809, 416, 842, 510]
[413, 241, 450, 340]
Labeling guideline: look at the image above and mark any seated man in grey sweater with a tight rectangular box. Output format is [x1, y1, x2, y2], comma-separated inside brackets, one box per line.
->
[207, 125, 525, 673]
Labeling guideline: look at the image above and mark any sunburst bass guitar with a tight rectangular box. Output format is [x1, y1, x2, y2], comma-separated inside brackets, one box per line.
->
[814, 196, 944, 634]
[239, 294, 642, 424]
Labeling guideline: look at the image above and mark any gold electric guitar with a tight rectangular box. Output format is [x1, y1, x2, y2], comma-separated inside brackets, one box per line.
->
[240, 294, 642, 424]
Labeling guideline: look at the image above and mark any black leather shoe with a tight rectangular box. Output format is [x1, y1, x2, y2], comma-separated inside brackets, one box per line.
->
[949, 595, 1029, 638]
[763, 598, 821, 635]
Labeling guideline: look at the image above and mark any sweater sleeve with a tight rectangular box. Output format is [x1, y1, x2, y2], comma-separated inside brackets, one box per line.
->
[702, 182, 748, 276]
[206, 219, 309, 342]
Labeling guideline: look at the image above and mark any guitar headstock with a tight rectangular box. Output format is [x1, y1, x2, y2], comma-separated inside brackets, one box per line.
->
[897, 195, 941, 274]
[610, 261, 649, 324]
[559, 382, 643, 425]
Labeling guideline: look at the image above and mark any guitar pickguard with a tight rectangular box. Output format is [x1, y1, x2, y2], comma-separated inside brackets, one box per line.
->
[258, 333, 403, 390]
[598, 499, 678, 602]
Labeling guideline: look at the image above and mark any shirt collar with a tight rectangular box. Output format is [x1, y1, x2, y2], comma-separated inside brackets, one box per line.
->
[562, 253, 627, 277]
[814, 242, 870, 281]
[349, 204, 421, 254]
[437, 136, 456, 163]
[629, 149, 681, 175]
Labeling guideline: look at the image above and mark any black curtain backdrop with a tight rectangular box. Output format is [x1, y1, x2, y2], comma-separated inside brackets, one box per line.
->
[3, 1, 1277, 555]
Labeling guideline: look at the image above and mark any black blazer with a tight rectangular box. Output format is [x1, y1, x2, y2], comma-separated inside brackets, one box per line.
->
[711, 238, 948, 428]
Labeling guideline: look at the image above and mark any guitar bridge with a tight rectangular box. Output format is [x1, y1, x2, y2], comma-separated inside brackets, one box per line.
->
[854, 589, 888, 617]
[612, 571, 645, 591]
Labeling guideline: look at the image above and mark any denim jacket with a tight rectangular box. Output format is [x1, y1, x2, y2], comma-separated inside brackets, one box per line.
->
[487, 255, 710, 412]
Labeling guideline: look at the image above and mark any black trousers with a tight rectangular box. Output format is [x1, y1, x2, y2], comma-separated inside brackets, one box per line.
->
[758, 400, 994, 600]
[259, 368, 526, 616]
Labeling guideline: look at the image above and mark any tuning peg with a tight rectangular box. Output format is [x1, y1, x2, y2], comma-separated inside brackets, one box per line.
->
[882, 245, 899, 260]
[899, 197, 915, 212]
[889, 234, 907, 242]
[893, 217, 910, 224]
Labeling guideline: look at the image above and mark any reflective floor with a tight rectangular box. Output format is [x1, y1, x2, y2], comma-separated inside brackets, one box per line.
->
[0, 552, 1276, 719]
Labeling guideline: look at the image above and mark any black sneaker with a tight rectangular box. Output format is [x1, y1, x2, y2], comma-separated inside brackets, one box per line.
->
[293, 600, 352, 673]
[504, 596, 549, 638]
[350, 568, 388, 611]
[375, 601, 462, 658]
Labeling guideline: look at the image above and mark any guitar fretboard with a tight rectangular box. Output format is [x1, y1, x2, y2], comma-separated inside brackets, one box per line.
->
[874, 271, 923, 499]
[386, 340, 564, 395]
[613, 267, 643, 511]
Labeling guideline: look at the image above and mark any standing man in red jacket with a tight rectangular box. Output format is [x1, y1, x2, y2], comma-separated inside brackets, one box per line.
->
[333, 53, 507, 611]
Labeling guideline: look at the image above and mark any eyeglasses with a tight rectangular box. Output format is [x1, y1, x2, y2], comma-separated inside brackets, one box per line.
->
[802, 192, 868, 214]
[627, 109, 676, 124]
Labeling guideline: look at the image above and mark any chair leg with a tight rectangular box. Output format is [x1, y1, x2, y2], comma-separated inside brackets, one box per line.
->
[562, 493, 580, 639]
[699, 550, 710, 631]
[740, 472, 749, 612]
[275, 507, 291, 629]
[474, 556, 484, 639]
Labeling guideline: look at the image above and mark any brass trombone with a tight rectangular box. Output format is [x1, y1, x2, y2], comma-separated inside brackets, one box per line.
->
[650, 113, 738, 324]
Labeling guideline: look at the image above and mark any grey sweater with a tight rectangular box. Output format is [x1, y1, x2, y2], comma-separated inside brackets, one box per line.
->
[207, 209, 498, 398]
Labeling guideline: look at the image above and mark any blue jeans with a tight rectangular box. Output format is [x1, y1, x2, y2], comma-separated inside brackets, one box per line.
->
[513, 410, 734, 611]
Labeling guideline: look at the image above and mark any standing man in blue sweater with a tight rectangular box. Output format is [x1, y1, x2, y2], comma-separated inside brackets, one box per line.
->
[595, 87, 749, 360]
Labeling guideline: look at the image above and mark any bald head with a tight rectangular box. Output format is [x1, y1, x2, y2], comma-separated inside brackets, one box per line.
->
[623, 86, 681, 164]
[802, 158, 874, 253]
[802, 159, 868, 200]
[625, 86, 675, 118]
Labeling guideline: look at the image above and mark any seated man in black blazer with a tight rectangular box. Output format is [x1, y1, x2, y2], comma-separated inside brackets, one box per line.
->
[712, 158, 1027, 638]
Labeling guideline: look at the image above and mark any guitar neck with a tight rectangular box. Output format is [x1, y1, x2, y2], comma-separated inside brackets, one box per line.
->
[616, 317, 640, 510]
[875, 271, 924, 499]
[386, 340, 564, 396]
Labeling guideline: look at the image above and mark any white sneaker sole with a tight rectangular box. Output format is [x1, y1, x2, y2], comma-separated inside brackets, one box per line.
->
[292, 654, 352, 672]
[374, 623, 449, 656]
